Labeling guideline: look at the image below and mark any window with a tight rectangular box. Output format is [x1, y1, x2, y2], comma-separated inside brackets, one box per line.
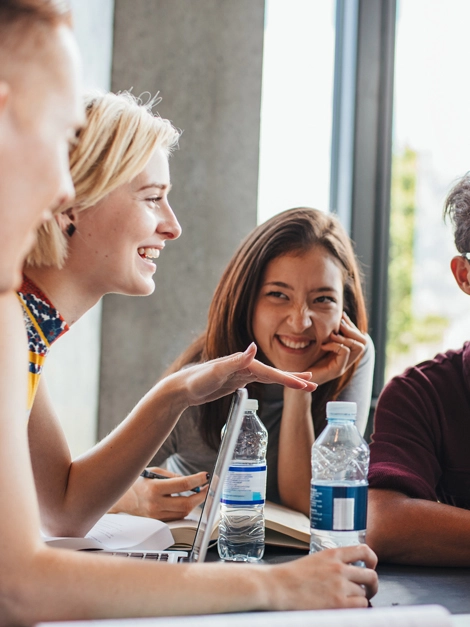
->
[257, 0, 336, 224]
[386, 0, 470, 380]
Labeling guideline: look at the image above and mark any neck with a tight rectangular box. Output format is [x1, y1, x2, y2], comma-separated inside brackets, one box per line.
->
[23, 264, 103, 326]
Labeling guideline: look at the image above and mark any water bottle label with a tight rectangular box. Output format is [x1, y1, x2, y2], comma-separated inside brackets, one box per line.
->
[310, 484, 368, 531]
[221, 465, 267, 505]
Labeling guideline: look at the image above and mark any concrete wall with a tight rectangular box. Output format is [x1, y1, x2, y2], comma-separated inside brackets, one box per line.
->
[98, 0, 265, 437]
[42, 0, 115, 457]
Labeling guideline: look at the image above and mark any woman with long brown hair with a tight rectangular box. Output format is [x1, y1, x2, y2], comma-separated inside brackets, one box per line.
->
[116, 207, 374, 517]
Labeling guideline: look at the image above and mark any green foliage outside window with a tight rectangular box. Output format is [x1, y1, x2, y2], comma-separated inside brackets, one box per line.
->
[386, 147, 448, 362]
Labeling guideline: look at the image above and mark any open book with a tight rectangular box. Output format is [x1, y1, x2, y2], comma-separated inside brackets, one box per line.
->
[168, 501, 309, 550]
[44, 503, 309, 553]
[43, 513, 174, 552]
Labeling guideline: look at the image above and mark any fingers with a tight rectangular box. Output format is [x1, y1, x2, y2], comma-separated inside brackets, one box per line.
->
[151, 489, 208, 521]
[157, 488, 208, 518]
[271, 546, 378, 611]
[144, 480, 208, 521]
[228, 344, 317, 390]
[144, 471, 209, 495]
[247, 359, 317, 391]
[339, 313, 367, 345]
[344, 565, 379, 600]
[335, 544, 378, 570]
[146, 466, 179, 478]
[321, 340, 351, 358]
[182, 343, 318, 407]
[328, 330, 365, 369]
[321, 545, 379, 601]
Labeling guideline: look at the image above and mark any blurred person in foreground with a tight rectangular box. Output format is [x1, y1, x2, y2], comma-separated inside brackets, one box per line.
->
[0, 2, 378, 623]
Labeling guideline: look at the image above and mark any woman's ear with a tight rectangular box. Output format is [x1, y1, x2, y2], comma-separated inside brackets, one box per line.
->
[450, 255, 470, 295]
[55, 208, 77, 237]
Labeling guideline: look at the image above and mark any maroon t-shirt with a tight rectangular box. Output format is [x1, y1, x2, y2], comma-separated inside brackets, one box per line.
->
[369, 342, 470, 508]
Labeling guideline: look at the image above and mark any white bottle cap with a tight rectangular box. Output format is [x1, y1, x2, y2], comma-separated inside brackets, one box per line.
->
[326, 401, 357, 420]
[245, 398, 259, 410]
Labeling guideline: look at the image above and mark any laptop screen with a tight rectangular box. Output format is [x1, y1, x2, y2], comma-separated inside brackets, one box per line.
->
[190, 388, 247, 562]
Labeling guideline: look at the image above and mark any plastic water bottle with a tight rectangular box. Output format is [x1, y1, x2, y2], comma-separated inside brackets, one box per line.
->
[310, 401, 369, 555]
[218, 398, 268, 561]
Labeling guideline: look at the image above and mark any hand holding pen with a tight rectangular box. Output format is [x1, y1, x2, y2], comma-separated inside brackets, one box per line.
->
[109, 466, 209, 522]
[140, 468, 210, 494]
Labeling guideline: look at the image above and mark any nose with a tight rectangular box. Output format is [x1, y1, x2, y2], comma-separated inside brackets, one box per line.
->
[50, 148, 76, 218]
[287, 304, 313, 332]
[158, 199, 182, 241]
[44, 174, 75, 226]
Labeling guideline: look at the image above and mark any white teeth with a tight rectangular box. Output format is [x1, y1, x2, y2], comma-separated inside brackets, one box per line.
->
[138, 247, 160, 260]
[278, 336, 311, 350]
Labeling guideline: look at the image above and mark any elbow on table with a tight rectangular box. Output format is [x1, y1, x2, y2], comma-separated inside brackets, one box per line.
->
[40, 509, 95, 539]
[366, 488, 410, 564]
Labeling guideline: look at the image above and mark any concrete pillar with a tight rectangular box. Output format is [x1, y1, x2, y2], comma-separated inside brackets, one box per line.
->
[98, 0, 265, 437]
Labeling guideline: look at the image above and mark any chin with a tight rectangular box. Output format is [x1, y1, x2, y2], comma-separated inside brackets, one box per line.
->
[132, 278, 156, 297]
[0, 264, 23, 295]
[273, 352, 320, 374]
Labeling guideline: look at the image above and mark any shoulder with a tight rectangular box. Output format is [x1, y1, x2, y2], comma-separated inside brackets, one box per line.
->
[372, 343, 470, 448]
[380, 344, 467, 405]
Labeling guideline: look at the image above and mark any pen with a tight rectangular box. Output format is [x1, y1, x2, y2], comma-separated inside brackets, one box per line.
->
[140, 468, 203, 493]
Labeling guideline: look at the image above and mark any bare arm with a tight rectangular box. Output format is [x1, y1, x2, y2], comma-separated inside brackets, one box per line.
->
[29, 342, 317, 537]
[368, 488, 470, 566]
[0, 292, 378, 624]
[277, 388, 314, 515]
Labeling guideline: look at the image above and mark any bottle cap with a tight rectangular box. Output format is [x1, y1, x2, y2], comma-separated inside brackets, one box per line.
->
[245, 398, 259, 410]
[326, 401, 357, 420]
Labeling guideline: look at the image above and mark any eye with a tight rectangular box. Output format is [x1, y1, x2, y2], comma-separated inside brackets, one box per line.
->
[147, 196, 163, 205]
[266, 290, 288, 300]
[314, 295, 336, 304]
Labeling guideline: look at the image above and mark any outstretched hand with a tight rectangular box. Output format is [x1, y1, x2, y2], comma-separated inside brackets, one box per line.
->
[308, 312, 367, 386]
[173, 342, 317, 408]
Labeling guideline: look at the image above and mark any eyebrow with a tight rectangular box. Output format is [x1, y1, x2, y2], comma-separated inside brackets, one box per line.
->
[263, 281, 339, 294]
[137, 182, 173, 193]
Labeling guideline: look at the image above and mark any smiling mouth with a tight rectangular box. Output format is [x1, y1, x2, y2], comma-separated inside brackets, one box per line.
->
[276, 335, 314, 350]
[138, 247, 160, 261]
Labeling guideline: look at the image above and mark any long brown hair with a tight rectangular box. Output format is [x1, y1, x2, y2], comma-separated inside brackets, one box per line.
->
[166, 208, 368, 449]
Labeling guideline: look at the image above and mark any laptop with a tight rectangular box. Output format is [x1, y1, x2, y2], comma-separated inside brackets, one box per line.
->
[97, 388, 247, 563]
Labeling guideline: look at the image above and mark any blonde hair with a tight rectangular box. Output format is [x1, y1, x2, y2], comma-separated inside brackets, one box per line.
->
[26, 90, 180, 268]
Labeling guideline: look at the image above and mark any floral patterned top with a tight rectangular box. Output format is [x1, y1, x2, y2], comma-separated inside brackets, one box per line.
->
[16, 275, 69, 412]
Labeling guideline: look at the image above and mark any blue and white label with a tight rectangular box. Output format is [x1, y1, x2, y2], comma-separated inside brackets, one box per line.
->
[310, 483, 368, 531]
[221, 465, 267, 505]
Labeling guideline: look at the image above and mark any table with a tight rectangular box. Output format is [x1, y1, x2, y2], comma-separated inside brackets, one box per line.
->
[207, 545, 470, 615]
[374, 564, 470, 614]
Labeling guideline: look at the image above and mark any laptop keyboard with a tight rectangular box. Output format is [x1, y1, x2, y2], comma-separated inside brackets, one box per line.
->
[93, 550, 189, 563]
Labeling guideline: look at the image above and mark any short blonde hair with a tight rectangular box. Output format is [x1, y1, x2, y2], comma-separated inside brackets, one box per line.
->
[26, 90, 180, 268]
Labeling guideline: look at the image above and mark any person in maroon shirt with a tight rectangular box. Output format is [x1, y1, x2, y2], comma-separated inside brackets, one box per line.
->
[367, 172, 470, 566]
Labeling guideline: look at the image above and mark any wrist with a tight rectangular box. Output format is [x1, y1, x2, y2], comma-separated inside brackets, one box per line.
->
[245, 565, 276, 611]
[140, 372, 189, 419]
[283, 387, 312, 410]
